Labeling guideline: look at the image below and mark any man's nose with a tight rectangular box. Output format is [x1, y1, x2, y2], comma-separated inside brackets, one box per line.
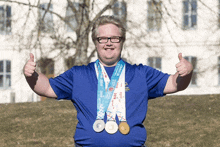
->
[106, 38, 112, 45]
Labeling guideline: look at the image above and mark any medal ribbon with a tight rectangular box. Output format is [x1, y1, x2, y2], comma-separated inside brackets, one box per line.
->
[107, 66, 126, 122]
[95, 59, 125, 120]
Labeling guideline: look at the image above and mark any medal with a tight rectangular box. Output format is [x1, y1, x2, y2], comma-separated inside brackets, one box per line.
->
[94, 60, 125, 134]
[105, 121, 118, 134]
[119, 121, 130, 135]
[93, 119, 105, 132]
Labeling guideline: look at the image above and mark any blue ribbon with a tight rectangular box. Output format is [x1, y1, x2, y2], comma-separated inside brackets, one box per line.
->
[96, 59, 125, 120]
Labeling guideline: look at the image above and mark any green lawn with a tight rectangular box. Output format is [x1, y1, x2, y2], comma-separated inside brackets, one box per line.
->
[0, 94, 219, 146]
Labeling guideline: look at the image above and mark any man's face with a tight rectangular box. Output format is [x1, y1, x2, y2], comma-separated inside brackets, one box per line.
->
[96, 24, 123, 67]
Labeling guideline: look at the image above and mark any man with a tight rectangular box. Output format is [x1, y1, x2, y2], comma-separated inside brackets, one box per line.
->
[23, 16, 193, 147]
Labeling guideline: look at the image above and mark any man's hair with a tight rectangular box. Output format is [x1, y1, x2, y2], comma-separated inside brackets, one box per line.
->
[91, 15, 126, 44]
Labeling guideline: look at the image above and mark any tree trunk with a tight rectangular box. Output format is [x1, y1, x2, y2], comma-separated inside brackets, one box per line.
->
[74, 0, 90, 66]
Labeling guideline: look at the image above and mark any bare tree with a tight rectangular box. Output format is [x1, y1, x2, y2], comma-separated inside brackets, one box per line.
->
[1, 0, 117, 68]
[1, 0, 219, 69]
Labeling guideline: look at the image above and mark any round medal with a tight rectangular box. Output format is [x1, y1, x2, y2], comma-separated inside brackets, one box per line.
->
[119, 121, 130, 135]
[93, 119, 105, 132]
[105, 121, 118, 134]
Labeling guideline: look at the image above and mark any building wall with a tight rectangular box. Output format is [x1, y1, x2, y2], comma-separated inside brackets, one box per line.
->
[0, 0, 219, 103]
[124, 0, 220, 95]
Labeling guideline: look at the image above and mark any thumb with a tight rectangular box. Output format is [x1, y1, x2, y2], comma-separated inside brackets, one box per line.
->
[30, 53, 34, 62]
[178, 53, 183, 61]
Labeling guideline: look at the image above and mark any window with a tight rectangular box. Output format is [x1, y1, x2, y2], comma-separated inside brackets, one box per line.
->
[113, 1, 127, 26]
[148, 57, 161, 70]
[147, 0, 162, 31]
[65, 2, 79, 32]
[185, 56, 197, 86]
[183, 0, 197, 30]
[65, 57, 74, 69]
[38, 58, 54, 101]
[0, 60, 11, 89]
[0, 5, 11, 35]
[39, 3, 54, 33]
[218, 56, 220, 85]
[38, 58, 54, 78]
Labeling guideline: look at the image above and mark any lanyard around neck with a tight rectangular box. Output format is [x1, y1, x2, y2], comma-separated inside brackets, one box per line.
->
[95, 60, 125, 120]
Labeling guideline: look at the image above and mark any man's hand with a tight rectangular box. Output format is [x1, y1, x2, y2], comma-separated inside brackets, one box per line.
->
[164, 53, 193, 94]
[23, 53, 57, 98]
[175, 53, 193, 77]
[23, 53, 37, 77]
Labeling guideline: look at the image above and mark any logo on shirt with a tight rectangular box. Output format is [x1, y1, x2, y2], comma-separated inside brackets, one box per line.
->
[125, 82, 130, 92]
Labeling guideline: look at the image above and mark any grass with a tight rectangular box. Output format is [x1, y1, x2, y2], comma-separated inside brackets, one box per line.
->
[146, 94, 220, 147]
[0, 94, 219, 146]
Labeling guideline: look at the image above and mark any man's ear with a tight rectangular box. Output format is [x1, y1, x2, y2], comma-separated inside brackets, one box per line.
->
[94, 42, 98, 48]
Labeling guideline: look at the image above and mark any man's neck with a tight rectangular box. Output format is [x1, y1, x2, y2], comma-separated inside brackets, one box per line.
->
[99, 59, 120, 67]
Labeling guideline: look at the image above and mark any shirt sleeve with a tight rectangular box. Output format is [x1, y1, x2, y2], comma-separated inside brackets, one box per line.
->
[144, 66, 170, 99]
[49, 68, 74, 100]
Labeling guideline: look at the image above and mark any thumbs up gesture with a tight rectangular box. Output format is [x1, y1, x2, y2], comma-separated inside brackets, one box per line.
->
[23, 53, 37, 77]
[176, 53, 193, 77]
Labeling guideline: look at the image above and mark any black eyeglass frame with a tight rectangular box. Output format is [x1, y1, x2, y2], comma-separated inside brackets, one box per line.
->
[96, 36, 124, 44]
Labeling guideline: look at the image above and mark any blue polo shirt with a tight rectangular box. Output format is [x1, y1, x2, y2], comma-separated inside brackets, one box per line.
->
[49, 61, 170, 147]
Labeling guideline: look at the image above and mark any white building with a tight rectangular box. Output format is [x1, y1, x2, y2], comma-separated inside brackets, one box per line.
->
[0, 0, 219, 103]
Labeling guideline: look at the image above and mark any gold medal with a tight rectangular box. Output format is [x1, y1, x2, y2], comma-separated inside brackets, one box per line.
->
[119, 121, 130, 135]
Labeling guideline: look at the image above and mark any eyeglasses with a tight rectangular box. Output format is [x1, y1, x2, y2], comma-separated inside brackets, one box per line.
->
[96, 36, 123, 44]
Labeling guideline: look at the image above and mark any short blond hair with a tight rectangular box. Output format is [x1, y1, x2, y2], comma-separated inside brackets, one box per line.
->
[91, 15, 126, 44]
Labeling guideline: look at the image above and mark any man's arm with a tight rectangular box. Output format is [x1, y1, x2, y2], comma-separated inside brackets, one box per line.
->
[23, 53, 57, 98]
[164, 53, 193, 94]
